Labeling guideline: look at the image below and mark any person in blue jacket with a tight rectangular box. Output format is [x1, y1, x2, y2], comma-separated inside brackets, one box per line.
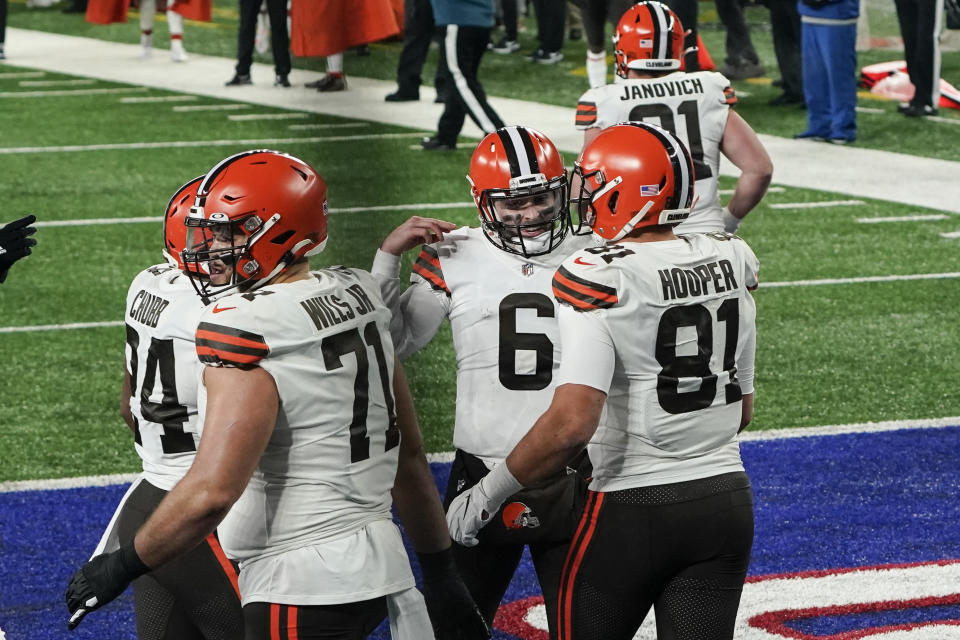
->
[421, 0, 505, 150]
[794, 0, 859, 144]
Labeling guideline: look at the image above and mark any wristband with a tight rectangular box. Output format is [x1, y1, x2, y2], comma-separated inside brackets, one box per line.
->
[417, 547, 457, 583]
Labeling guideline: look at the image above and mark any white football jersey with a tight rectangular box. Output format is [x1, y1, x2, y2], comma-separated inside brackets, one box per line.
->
[124, 264, 206, 491]
[553, 233, 759, 491]
[194, 267, 415, 604]
[377, 227, 597, 465]
[575, 71, 737, 233]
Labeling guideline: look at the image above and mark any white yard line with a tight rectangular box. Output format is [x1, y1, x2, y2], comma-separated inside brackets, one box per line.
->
[0, 320, 124, 333]
[2, 417, 956, 492]
[173, 104, 249, 112]
[121, 95, 197, 103]
[761, 272, 960, 287]
[33, 216, 160, 227]
[0, 71, 46, 79]
[929, 115, 960, 126]
[0, 132, 423, 154]
[227, 112, 310, 121]
[719, 186, 785, 196]
[0, 87, 147, 98]
[768, 200, 865, 209]
[19, 78, 96, 87]
[940, 231, 960, 239]
[289, 122, 370, 130]
[857, 214, 948, 223]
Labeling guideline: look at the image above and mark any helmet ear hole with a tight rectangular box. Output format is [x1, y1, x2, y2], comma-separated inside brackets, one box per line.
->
[608, 191, 620, 214]
[271, 230, 295, 244]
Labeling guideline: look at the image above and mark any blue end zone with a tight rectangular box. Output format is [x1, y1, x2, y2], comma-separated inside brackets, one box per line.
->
[2, 425, 959, 639]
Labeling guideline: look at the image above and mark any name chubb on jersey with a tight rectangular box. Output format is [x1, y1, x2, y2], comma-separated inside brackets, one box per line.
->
[619, 76, 705, 101]
[129, 289, 170, 328]
[659, 258, 739, 301]
[300, 283, 377, 330]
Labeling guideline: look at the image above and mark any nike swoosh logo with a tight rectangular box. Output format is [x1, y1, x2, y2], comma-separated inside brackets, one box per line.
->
[212, 304, 237, 314]
[574, 257, 595, 266]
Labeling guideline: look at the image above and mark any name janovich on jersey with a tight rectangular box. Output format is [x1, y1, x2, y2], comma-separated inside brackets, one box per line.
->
[301, 283, 377, 330]
[128, 289, 170, 328]
[619, 76, 705, 101]
[660, 258, 739, 301]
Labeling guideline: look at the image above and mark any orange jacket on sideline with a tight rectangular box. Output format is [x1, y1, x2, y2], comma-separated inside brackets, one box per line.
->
[86, 0, 211, 25]
[291, 0, 402, 58]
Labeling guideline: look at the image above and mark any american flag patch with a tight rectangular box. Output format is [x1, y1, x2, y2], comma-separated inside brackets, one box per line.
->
[639, 39, 653, 48]
[641, 184, 660, 196]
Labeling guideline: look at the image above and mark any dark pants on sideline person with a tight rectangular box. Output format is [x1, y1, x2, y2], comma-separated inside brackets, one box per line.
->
[236, 0, 291, 78]
[769, 0, 803, 99]
[664, 0, 700, 70]
[715, 0, 760, 66]
[893, 0, 943, 109]
[435, 24, 505, 145]
[579, 0, 634, 53]
[394, 0, 438, 97]
[532, 0, 567, 53]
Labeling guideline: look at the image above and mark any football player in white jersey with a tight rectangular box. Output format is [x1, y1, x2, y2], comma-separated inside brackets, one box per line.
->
[447, 122, 758, 640]
[371, 126, 596, 638]
[90, 176, 245, 640]
[574, 1, 772, 234]
[66, 151, 488, 640]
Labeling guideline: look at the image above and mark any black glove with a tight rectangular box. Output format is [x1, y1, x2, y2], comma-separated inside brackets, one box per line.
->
[65, 542, 150, 630]
[418, 548, 490, 640]
[0, 214, 38, 284]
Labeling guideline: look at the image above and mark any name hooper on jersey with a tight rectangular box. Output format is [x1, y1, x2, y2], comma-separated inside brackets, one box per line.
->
[660, 258, 739, 301]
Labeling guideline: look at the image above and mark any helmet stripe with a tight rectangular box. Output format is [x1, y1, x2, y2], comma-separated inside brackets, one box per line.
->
[515, 127, 541, 175]
[640, 123, 692, 211]
[496, 128, 523, 178]
[645, 2, 664, 62]
[497, 126, 540, 178]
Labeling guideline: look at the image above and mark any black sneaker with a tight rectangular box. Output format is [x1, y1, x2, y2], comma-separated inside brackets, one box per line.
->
[421, 136, 456, 151]
[225, 73, 252, 86]
[274, 75, 291, 88]
[902, 103, 938, 117]
[385, 90, 419, 102]
[768, 93, 804, 107]
[491, 38, 520, 54]
[315, 74, 346, 92]
[529, 49, 563, 64]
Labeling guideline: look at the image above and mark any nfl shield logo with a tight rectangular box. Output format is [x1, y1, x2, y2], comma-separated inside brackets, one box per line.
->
[521, 263, 534, 277]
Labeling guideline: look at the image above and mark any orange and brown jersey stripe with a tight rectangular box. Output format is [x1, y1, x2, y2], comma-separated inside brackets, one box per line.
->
[196, 321, 269, 367]
[552, 266, 618, 311]
[723, 86, 738, 105]
[575, 101, 598, 126]
[411, 244, 450, 295]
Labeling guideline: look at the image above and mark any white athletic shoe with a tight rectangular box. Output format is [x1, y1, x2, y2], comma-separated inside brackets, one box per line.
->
[170, 40, 188, 63]
[140, 34, 153, 58]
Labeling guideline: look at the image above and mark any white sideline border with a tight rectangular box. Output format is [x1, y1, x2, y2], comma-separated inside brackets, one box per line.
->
[2, 417, 957, 493]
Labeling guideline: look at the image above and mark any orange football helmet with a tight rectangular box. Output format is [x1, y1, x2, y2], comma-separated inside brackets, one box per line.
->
[613, 1, 685, 78]
[163, 175, 203, 271]
[467, 126, 571, 257]
[571, 122, 694, 241]
[182, 149, 328, 302]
